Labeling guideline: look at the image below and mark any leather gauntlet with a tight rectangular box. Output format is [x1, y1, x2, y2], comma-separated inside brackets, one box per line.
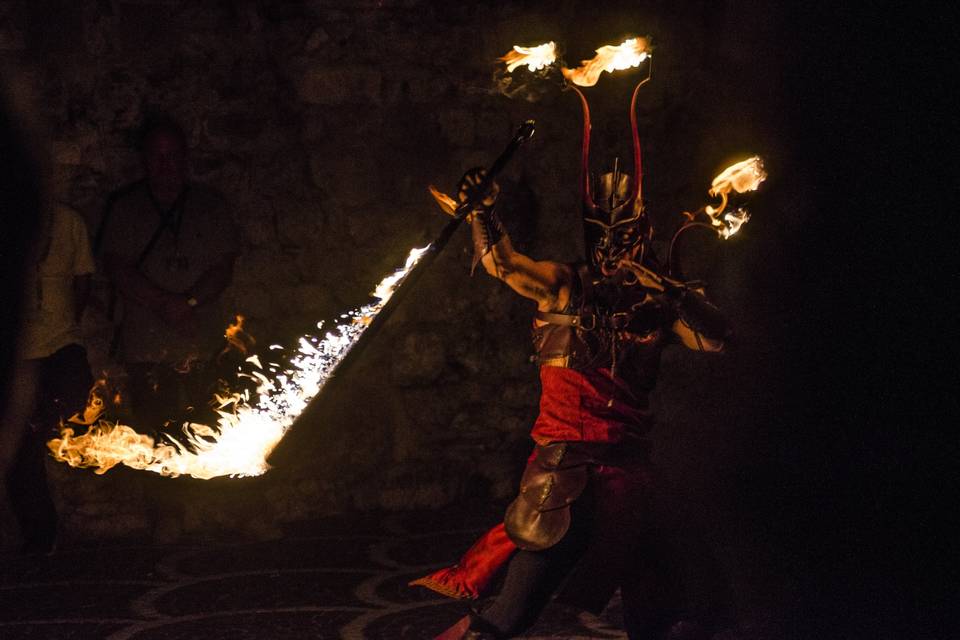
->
[469, 206, 505, 274]
[457, 167, 502, 274]
[674, 289, 733, 341]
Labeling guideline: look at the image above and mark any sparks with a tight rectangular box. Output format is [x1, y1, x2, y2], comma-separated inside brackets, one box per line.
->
[48, 245, 433, 479]
[500, 42, 557, 73]
[562, 37, 651, 87]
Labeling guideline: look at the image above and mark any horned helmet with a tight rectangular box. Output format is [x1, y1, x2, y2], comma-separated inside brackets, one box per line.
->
[571, 73, 651, 274]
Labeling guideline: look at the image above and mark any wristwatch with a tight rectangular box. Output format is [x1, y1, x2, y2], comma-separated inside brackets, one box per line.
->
[186, 296, 199, 307]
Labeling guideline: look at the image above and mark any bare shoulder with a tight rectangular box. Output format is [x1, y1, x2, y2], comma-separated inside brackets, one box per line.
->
[535, 260, 575, 312]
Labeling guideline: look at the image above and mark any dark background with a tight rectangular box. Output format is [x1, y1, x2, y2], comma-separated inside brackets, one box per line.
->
[0, 1, 950, 637]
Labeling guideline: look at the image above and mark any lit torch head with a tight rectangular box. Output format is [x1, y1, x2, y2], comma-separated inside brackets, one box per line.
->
[562, 37, 651, 87]
[704, 157, 767, 238]
[499, 41, 558, 73]
[709, 156, 767, 200]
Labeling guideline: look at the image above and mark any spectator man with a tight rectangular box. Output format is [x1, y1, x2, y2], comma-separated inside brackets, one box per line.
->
[100, 116, 239, 431]
[5, 202, 95, 555]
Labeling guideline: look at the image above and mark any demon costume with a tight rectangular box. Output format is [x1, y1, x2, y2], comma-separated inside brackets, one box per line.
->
[412, 73, 734, 640]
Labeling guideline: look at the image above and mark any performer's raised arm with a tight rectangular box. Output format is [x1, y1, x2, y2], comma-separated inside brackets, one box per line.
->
[668, 287, 732, 353]
[456, 168, 572, 313]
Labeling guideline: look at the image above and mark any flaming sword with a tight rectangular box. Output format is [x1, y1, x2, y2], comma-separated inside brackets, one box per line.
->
[50, 121, 536, 479]
[266, 120, 536, 465]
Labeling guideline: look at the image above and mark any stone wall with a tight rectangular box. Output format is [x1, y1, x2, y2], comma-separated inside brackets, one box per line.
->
[1, 0, 794, 543]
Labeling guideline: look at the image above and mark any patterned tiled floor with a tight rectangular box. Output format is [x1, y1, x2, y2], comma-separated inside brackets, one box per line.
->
[0, 506, 628, 640]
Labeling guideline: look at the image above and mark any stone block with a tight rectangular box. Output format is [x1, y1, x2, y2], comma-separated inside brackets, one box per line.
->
[378, 481, 450, 511]
[304, 26, 330, 52]
[206, 112, 266, 140]
[53, 140, 83, 165]
[390, 330, 446, 387]
[233, 285, 273, 319]
[74, 513, 150, 539]
[275, 201, 323, 248]
[476, 109, 511, 144]
[291, 282, 340, 321]
[438, 108, 476, 147]
[310, 150, 380, 208]
[235, 249, 300, 286]
[297, 65, 382, 105]
[403, 71, 451, 103]
[0, 28, 25, 51]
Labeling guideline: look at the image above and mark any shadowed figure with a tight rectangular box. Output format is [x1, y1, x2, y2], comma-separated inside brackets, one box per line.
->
[98, 116, 240, 441]
[1, 77, 94, 556]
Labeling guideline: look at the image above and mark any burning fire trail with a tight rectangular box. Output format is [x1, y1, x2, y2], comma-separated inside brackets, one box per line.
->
[48, 246, 432, 479]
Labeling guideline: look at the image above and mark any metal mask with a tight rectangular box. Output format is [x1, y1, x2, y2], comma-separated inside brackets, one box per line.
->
[584, 164, 647, 272]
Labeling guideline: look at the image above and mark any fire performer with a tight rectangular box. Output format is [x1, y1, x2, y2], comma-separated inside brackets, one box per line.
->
[420, 163, 733, 639]
[415, 50, 737, 637]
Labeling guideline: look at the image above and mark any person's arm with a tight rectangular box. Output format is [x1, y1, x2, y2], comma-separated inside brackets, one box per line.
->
[458, 169, 571, 312]
[103, 251, 170, 310]
[668, 288, 731, 353]
[480, 236, 571, 312]
[671, 318, 725, 352]
[102, 251, 193, 325]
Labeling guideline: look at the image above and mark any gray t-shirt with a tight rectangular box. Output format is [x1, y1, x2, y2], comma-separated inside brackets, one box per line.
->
[101, 182, 239, 365]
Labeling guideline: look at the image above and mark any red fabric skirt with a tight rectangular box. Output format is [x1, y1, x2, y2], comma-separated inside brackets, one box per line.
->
[530, 366, 652, 444]
[409, 457, 654, 602]
[410, 366, 653, 600]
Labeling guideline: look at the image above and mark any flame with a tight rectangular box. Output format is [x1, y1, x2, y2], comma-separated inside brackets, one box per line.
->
[66, 376, 118, 427]
[219, 314, 256, 360]
[499, 42, 557, 73]
[704, 157, 766, 238]
[719, 208, 751, 239]
[708, 156, 767, 200]
[561, 37, 651, 87]
[47, 246, 432, 479]
[428, 185, 458, 215]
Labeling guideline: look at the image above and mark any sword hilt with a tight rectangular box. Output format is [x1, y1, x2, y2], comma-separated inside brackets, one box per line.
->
[454, 119, 535, 220]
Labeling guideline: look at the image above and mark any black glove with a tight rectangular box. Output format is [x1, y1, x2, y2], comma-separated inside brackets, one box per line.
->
[457, 167, 499, 216]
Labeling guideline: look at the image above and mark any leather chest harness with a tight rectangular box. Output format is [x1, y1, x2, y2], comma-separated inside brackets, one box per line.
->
[531, 263, 673, 375]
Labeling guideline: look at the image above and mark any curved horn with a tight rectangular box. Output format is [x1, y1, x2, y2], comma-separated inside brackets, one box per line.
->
[570, 84, 593, 209]
[628, 61, 652, 206]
